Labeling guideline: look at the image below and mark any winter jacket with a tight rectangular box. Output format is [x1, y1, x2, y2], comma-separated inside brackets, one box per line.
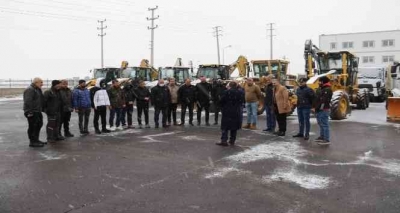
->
[296, 85, 315, 109]
[93, 89, 110, 108]
[212, 83, 227, 106]
[123, 84, 136, 105]
[263, 83, 274, 107]
[244, 84, 262, 103]
[168, 84, 179, 104]
[72, 87, 92, 109]
[43, 88, 62, 116]
[195, 82, 212, 105]
[221, 88, 245, 131]
[151, 85, 171, 108]
[314, 83, 333, 112]
[23, 84, 44, 113]
[273, 84, 291, 114]
[134, 86, 151, 107]
[107, 87, 125, 108]
[59, 87, 73, 112]
[178, 84, 196, 104]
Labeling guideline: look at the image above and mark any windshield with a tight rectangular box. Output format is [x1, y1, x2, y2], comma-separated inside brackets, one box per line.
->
[121, 67, 151, 81]
[197, 67, 221, 79]
[93, 69, 107, 79]
[358, 68, 383, 79]
[160, 68, 190, 83]
[319, 56, 343, 74]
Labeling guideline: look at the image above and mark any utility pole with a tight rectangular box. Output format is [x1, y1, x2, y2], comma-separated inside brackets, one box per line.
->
[267, 23, 275, 60]
[97, 19, 107, 68]
[213, 26, 223, 65]
[147, 6, 159, 67]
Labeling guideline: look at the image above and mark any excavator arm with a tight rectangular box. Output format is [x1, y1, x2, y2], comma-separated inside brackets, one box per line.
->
[304, 40, 320, 78]
[140, 59, 159, 81]
[229, 55, 249, 78]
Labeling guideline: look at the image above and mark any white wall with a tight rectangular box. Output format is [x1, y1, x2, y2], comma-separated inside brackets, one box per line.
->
[319, 30, 400, 66]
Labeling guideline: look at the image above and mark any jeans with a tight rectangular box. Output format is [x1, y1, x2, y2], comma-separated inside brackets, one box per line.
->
[265, 105, 275, 130]
[122, 104, 134, 126]
[46, 113, 60, 140]
[197, 103, 210, 124]
[154, 107, 167, 126]
[26, 112, 43, 142]
[297, 107, 311, 136]
[316, 110, 330, 141]
[109, 108, 122, 127]
[246, 102, 258, 124]
[59, 111, 71, 134]
[78, 108, 91, 132]
[167, 103, 178, 124]
[221, 129, 237, 143]
[181, 103, 194, 124]
[94, 106, 107, 130]
[137, 105, 149, 125]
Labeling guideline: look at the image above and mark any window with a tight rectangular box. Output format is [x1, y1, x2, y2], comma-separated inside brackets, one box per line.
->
[382, 39, 395, 47]
[382, 56, 395, 63]
[342, 41, 354, 49]
[362, 56, 375, 64]
[330, 42, 337, 50]
[363, 40, 375, 48]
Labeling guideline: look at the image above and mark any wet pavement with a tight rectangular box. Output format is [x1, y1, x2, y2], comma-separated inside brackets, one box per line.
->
[1, 98, 400, 213]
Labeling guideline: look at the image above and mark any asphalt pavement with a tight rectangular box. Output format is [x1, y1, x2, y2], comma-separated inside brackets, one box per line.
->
[0, 98, 400, 213]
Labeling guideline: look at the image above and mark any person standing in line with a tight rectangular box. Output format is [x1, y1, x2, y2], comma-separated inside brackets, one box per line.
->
[107, 80, 126, 130]
[313, 76, 333, 145]
[293, 78, 315, 140]
[178, 78, 196, 126]
[262, 75, 276, 132]
[72, 80, 92, 135]
[272, 77, 291, 136]
[151, 79, 171, 128]
[243, 78, 262, 130]
[211, 79, 227, 125]
[59, 80, 74, 138]
[122, 82, 136, 129]
[91, 78, 111, 134]
[167, 77, 179, 126]
[195, 76, 212, 126]
[43, 80, 64, 142]
[23, 77, 45, 147]
[216, 81, 245, 146]
[134, 80, 151, 128]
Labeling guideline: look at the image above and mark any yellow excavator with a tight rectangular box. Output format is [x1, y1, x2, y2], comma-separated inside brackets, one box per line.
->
[304, 39, 369, 120]
[119, 59, 159, 89]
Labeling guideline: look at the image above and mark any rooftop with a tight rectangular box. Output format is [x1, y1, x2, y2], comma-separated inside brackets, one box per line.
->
[320, 29, 400, 37]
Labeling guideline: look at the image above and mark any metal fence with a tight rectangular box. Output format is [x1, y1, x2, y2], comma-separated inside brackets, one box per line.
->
[0, 79, 80, 89]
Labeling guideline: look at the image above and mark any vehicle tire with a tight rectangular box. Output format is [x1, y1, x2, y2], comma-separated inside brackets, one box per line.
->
[364, 90, 370, 108]
[330, 91, 350, 120]
[356, 90, 367, 110]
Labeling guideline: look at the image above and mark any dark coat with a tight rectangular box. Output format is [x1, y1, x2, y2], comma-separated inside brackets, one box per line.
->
[124, 84, 136, 104]
[263, 83, 274, 107]
[23, 84, 44, 113]
[296, 85, 315, 109]
[72, 87, 92, 109]
[178, 84, 196, 104]
[59, 88, 73, 112]
[107, 87, 125, 108]
[151, 85, 171, 108]
[90, 87, 101, 108]
[314, 83, 333, 112]
[195, 82, 212, 105]
[134, 86, 151, 107]
[211, 82, 227, 106]
[43, 88, 62, 116]
[221, 88, 245, 130]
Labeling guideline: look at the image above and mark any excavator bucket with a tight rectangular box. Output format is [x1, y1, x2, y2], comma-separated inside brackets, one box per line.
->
[387, 97, 400, 122]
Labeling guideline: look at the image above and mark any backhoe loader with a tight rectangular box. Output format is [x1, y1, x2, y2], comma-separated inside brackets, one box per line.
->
[386, 62, 400, 122]
[159, 58, 192, 85]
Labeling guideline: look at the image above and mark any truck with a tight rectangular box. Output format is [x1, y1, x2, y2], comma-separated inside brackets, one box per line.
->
[358, 66, 387, 102]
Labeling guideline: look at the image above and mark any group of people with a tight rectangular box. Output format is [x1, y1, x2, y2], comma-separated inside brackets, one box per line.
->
[23, 74, 333, 148]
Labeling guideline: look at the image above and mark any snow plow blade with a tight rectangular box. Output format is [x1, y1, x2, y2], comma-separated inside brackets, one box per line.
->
[387, 97, 400, 122]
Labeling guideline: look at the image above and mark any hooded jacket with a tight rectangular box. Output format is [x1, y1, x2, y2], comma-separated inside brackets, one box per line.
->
[23, 83, 44, 113]
[92, 78, 110, 108]
[314, 83, 333, 111]
[73, 85, 92, 109]
[123, 83, 136, 104]
[296, 85, 315, 109]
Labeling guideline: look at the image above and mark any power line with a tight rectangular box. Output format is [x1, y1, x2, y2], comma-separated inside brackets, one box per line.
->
[213, 26, 223, 64]
[97, 19, 107, 68]
[267, 23, 276, 60]
[147, 6, 159, 66]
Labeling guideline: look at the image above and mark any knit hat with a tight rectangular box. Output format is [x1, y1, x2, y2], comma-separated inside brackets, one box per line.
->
[319, 76, 330, 84]
[51, 80, 61, 87]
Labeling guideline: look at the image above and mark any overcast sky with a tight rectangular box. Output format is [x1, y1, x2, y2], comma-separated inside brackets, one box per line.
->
[1, 0, 399, 79]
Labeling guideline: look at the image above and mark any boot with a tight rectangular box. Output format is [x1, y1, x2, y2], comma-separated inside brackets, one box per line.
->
[242, 123, 251, 129]
[64, 131, 74, 137]
[249, 124, 257, 130]
[29, 141, 44, 147]
[95, 129, 102, 134]
[292, 133, 304, 138]
[216, 141, 229, 146]
[277, 131, 285, 136]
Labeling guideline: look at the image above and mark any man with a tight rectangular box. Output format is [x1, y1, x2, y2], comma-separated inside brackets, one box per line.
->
[107, 80, 126, 130]
[262, 75, 276, 132]
[217, 81, 245, 146]
[178, 78, 196, 126]
[167, 77, 179, 126]
[313, 76, 333, 145]
[59, 80, 74, 137]
[91, 78, 111, 134]
[211, 79, 227, 125]
[151, 79, 171, 128]
[293, 78, 315, 140]
[122, 82, 136, 128]
[272, 77, 292, 136]
[73, 80, 92, 135]
[135, 80, 151, 128]
[243, 78, 262, 130]
[23, 77, 45, 147]
[195, 76, 212, 126]
[43, 80, 64, 142]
